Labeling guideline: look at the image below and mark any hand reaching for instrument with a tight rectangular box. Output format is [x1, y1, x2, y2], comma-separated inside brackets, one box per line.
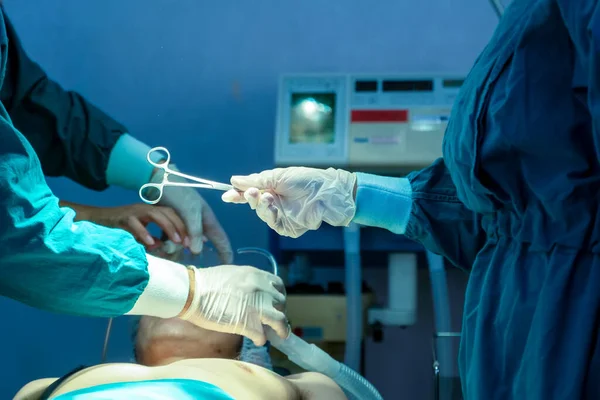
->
[60, 201, 188, 249]
[221, 167, 357, 238]
[150, 164, 234, 263]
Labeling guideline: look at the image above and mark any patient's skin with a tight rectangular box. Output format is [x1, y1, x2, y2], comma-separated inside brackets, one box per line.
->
[16, 359, 346, 400]
[15, 317, 347, 400]
[135, 316, 243, 365]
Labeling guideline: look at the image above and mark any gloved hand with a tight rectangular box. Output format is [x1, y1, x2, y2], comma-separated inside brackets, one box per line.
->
[179, 265, 288, 346]
[151, 165, 233, 263]
[221, 167, 357, 238]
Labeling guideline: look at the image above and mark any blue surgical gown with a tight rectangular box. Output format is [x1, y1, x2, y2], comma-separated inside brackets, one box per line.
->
[355, 1, 600, 398]
[0, 11, 150, 316]
[0, 9, 128, 190]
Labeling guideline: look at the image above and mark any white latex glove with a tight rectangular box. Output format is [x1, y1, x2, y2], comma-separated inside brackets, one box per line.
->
[151, 165, 233, 263]
[221, 167, 357, 238]
[180, 265, 288, 346]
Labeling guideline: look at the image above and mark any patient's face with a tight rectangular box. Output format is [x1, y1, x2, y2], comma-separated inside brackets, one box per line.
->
[136, 316, 242, 366]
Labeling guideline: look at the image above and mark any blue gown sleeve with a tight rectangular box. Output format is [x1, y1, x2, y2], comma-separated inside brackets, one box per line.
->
[0, 11, 128, 191]
[0, 120, 150, 317]
[353, 158, 486, 271]
[557, 1, 600, 144]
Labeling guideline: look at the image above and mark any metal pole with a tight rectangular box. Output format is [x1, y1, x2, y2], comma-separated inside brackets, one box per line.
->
[101, 318, 113, 363]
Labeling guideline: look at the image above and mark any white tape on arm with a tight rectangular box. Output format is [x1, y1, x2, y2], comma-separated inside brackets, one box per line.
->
[125, 254, 190, 318]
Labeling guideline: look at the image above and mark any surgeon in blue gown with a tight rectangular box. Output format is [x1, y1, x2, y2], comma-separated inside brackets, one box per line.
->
[224, 1, 600, 398]
[0, 9, 288, 347]
[0, 8, 233, 263]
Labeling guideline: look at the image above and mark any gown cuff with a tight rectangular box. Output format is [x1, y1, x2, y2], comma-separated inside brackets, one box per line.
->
[125, 254, 190, 318]
[352, 172, 412, 234]
[106, 134, 157, 191]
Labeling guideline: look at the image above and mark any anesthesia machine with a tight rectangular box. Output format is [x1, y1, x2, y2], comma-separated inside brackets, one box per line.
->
[270, 74, 465, 399]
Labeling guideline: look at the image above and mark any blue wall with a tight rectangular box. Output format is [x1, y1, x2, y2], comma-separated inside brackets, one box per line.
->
[0, 0, 497, 397]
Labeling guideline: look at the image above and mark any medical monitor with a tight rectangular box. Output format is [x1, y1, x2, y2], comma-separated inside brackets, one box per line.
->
[275, 74, 465, 172]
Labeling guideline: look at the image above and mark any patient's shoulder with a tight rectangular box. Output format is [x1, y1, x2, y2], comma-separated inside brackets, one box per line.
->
[14, 378, 58, 400]
[285, 372, 347, 400]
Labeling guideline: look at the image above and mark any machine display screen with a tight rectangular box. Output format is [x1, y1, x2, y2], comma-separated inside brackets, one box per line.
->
[289, 92, 336, 144]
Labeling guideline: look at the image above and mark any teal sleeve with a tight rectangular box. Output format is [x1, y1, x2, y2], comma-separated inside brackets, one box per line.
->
[105, 133, 156, 191]
[353, 172, 412, 234]
[353, 158, 486, 271]
[0, 118, 149, 317]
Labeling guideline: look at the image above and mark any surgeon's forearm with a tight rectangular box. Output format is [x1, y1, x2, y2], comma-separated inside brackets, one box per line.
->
[57, 200, 124, 230]
[352, 173, 413, 234]
[126, 254, 190, 318]
[0, 12, 130, 192]
[58, 200, 95, 221]
[0, 109, 189, 318]
[55, 205, 190, 318]
[105, 134, 157, 191]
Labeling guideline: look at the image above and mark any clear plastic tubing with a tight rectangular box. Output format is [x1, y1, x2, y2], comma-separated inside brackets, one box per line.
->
[236, 247, 278, 276]
[267, 329, 383, 400]
[239, 247, 384, 400]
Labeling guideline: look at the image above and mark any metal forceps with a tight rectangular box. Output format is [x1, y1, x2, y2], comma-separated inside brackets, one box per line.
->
[139, 147, 234, 205]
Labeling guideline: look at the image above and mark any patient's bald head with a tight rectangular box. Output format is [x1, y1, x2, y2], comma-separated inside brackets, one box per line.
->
[134, 249, 243, 366]
[134, 316, 243, 366]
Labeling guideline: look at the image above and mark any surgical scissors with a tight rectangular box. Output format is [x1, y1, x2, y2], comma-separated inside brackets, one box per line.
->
[139, 147, 234, 205]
